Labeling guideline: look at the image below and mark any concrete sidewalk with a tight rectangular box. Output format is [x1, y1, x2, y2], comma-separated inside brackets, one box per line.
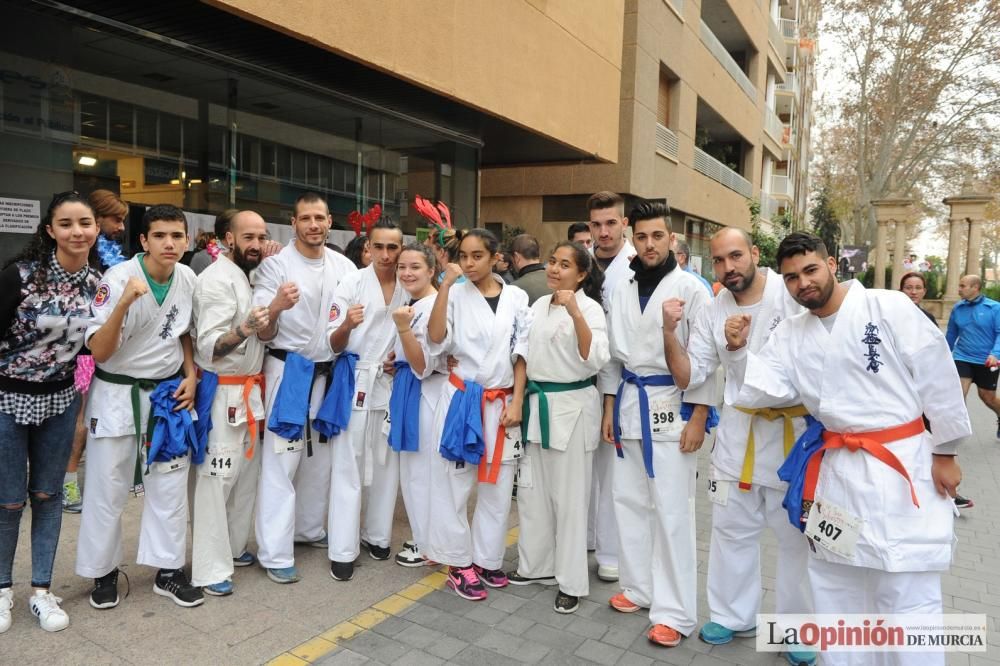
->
[4, 396, 999, 664]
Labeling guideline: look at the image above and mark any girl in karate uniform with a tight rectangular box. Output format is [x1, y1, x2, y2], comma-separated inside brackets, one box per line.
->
[511, 242, 610, 613]
[388, 244, 447, 567]
[425, 229, 532, 600]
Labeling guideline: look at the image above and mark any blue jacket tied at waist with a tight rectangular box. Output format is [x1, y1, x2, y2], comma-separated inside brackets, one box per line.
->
[440, 377, 485, 464]
[267, 351, 315, 441]
[777, 415, 823, 531]
[388, 361, 421, 452]
[146, 377, 213, 469]
[613, 368, 719, 478]
[313, 352, 359, 438]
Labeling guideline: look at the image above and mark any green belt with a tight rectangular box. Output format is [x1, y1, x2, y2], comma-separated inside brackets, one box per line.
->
[522, 378, 595, 449]
[94, 367, 178, 486]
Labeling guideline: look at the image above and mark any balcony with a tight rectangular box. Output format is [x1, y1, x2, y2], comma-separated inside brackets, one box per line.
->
[768, 18, 785, 57]
[655, 123, 679, 160]
[699, 19, 757, 102]
[781, 19, 798, 41]
[771, 174, 793, 199]
[775, 73, 798, 97]
[760, 194, 782, 221]
[694, 147, 752, 197]
[764, 107, 784, 144]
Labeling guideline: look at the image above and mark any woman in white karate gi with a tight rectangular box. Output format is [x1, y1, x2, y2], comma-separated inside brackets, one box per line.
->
[510, 242, 610, 613]
[388, 243, 447, 567]
[425, 229, 531, 601]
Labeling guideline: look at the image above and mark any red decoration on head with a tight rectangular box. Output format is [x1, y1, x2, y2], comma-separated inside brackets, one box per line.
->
[348, 203, 383, 237]
[414, 195, 453, 244]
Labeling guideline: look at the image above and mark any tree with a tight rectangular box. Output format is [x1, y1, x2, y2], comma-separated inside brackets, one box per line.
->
[748, 199, 783, 269]
[810, 181, 842, 260]
[817, 0, 1000, 246]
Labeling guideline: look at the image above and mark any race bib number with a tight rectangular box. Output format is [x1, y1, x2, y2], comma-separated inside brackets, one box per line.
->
[151, 457, 188, 475]
[501, 426, 523, 462]
[515, 454, 533, 489]
[649, 396, 682, 436]
[201, 443, 240, 478]
[275, 437, 304, 454]
[805, 498, 862, 559]
[707, 477, 729, 506]
[381, 410, 391, 437]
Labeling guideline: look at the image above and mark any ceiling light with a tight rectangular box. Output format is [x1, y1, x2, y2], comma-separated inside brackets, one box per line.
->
[78, 155, 97, 167]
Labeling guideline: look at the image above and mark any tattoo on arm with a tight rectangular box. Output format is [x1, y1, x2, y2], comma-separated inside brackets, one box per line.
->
[212, 326, 247, 360]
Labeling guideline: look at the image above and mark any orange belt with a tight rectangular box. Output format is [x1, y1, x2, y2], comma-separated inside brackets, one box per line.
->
[216, 373, 266, 459]
[449, 372, 513, 485]
[803, 417, 925, 508]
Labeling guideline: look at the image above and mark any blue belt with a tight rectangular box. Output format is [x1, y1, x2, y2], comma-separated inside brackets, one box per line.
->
[388, 361, 421, 452]
[313, 352, 359, 438]
[777, 416, 823, 531]
[613, 369, 675, 478]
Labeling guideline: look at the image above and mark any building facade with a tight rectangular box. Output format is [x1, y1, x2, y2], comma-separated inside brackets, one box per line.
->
[1, 0, 815, 274]
[481, 0, 820, 275]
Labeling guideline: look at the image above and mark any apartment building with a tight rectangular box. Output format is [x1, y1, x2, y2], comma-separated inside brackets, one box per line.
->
[481, 0, 820, 274]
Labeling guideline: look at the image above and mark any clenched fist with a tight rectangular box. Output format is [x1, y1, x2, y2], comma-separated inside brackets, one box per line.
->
[725, 313, 751, 350]
[392, 305, 415, 331]
[121, 277, 149, 307]
[661, 298, 685, 333]
[442, 263, 463, 286]
[551, 290, 581, 317]
[343, 304, 365, 330]
[242, 305, 270, 335]
[271, 282, 299, 312]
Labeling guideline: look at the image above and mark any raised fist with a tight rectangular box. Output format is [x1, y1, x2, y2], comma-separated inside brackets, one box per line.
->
[725, 313, 752, 350]
[272, 282, 299, 312]
[121, 277, 149, 307]
[661, 298, 685, 333]
[392, 305, 415, 331]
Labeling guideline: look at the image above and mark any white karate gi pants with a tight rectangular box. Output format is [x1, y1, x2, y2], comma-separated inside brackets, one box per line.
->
[613, 438, 698, 635]
[808, 558, 943, 666]
[706, 480, 812, 630]
[255, 355, 332, 569]
[191, 422, 260, 587]
[398, 380, 442, 549]
[515, 432, 593, 596]
[76, 435, 190, 577]
[587, 441, 619, 568]
[327, 408, 399, 562]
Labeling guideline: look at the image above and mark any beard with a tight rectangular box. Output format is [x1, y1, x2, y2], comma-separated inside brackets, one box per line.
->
[232, 244, 261, 272]
[793, 275, 835, 310]
[723, 264, 757, 293]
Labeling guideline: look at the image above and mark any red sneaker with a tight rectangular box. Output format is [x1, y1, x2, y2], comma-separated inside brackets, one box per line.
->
[609, 592, 642, 613]
[648, 624, 682, 647]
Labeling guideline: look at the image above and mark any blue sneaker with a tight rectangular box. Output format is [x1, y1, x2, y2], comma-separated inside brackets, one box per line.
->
[698, 621, 757, 645]
[233, 551, 257, 568]
[266, 566, 301, 584]
[203, 580, 233, 596]
[786, 647, 817, 665]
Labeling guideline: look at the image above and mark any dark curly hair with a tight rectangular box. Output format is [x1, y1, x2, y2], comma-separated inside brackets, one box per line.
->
[4, 191, 100, 284]
[550, 241, 605, 307]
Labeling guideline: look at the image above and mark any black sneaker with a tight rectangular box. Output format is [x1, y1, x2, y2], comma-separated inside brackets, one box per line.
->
[153, 569, 204, 608]
[330, 560, 354, 581]
[507, 572, 557, 586]
[554, 591, 579, 614]
[954, 494, 974, 509]
[361, 540, 390, 561]
[90, 569, 120, 610]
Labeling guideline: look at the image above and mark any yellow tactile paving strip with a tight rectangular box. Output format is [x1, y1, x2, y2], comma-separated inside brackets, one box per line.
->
[267, 527, 521, 665]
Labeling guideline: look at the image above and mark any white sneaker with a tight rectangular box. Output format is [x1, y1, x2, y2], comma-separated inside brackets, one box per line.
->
[597, 565, 619, 582]
[0, 588, 12, 633]
[29, 590, 69, 632]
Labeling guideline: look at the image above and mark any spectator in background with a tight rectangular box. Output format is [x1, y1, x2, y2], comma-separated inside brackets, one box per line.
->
[947, 274, 1000, 440]
[90, 190, 129, 271]
[673, 239, 713, 295]
[345, 235, 371, 270]
[902, 254, 917, 271]
[901, 271, 973, 510]
[511, 233, 551, 305]
[190, 209, 238, 275]
[567, 222, 594, 251]
[494, 251, 515, 284]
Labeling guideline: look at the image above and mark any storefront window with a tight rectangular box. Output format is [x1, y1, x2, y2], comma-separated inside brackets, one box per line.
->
[0, 1, 479, 263]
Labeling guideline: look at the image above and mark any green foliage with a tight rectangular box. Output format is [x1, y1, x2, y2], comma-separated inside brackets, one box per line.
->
[923, 270, 943, 299]
[810, 183, 841, 260]
[985, 284, 1000, 301]
[923, 255, 945, 271]
[500, 224, 526, 250]
[747, 198, 783, 269]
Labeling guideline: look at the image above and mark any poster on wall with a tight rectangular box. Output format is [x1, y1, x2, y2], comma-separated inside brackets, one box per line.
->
[0, 197, 41, 234]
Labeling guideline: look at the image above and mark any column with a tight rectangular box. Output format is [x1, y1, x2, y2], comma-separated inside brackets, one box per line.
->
[944, 217, 966, 300]
[873, 219, 888, 289]
[966, 218, 984, 277]
[893, 219, 908, 285]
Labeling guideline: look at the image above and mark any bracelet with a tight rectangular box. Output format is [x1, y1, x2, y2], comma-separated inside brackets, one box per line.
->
[397, 327, 412, 335]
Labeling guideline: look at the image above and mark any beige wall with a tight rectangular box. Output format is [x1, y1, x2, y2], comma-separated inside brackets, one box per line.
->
[205, 0, 624, 161]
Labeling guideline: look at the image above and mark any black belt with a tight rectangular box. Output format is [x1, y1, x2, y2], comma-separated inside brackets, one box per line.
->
[266, 348, 332, 453]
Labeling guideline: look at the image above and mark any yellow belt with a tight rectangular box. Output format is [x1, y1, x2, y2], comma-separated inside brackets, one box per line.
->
[733, 405, 810, 491]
